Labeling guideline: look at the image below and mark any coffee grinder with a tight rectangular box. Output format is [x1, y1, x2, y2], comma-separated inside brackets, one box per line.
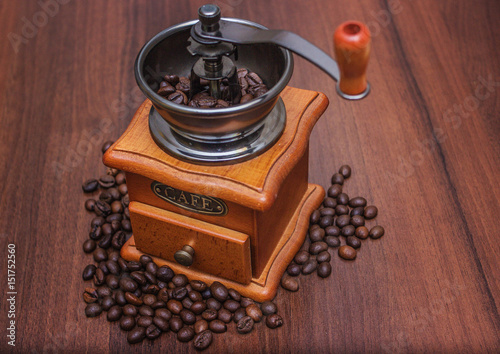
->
[104, 4, 371, 301]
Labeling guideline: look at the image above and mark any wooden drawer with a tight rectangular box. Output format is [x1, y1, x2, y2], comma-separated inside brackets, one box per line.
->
[130, 201, 252, 284]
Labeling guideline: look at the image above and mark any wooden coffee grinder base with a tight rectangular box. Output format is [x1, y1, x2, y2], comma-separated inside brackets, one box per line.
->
[103, 86, 329, 301]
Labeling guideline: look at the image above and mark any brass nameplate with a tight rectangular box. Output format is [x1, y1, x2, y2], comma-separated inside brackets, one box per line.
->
[151, 181, 228, 216]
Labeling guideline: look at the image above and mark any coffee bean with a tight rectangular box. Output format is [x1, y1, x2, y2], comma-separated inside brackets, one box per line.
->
[261, 301, 277, 316]
[302, 259, 318, 275]
[98, 234, 113, 249]
[325, 225, 341, 237]
[351, 215, 365, 227]
[202, 308, 218, 321]
[237, 316, 254, 334]
[327, 184, 342, 198]
[166, 299, 182, 315]
[226, 289, 240, 302]
[121, 219, 132, 232]
[125, 292, 143, 306]
[172, 274, 188, 287]
[191, 301, 207, 315]
[168, 91, 188, 105]
[310, 241, 328, 255]
[286, 263, 301, 276]
[355, 226, 369, 239]
[194, 319, 208, 334]
[207, 319, 226, 334]
[339, 245, 357, 260]
[364, 205, 378, 219]
[85, 199, 96, 212]
[122, 304, 137, 317]
[106, 213, 123, 223]
[337, 193, 349, 205]
[101, 140, 114, 154]
[223, 299, 240, 313]
[155, 308, 171, 321]
[82, 179, 99, 193]
[99, 191, 113, 204]
[108, 251, 120, 262]
[101, 223, 113, 236]
[130, 271, 147, 286]
[317, 250, 331, 263]
[95, 200, 112, 216]
[139, 305, 155, 318]
[172, 286, 188, 300]
[146, 262, 158, 275]
[110, 200, 123, 214]
[164, 74, 179, 85]
[323, 197, 337, 208]
[105, 274, 119, 289]
[281, 276, 299, 292]
[89, 225, 102, 241]
[266, 313, 284, 329]
[319, 215, 334, 228]
[120, 316, 136, 331]
[294, 250, 309, 265]
[369, 225, 385, 239]
[142, 294, 156, 307]
[82, 265, 96, 281]
[193, 330, 213, 350]
[91, 216, 105, 228]
[138, 255, 151, 267]
[349, 197, 367, 208]
[82, 239, 96, 254]
[210, 281, 228, 302]
[335, 204, 349, 215]
[153, 316, 170, 332]
[181, 298, 193, 309]
[177, 326, 195, 342]
[93, 268, 105, 286]
[107, 305, 123, 322]
[351, 207, 365, 217]
[127, 261, 142, 272]
[346, 236, 361, 249]
[246, 304, 263, 323]
[169, 317, 184, 332]
[206, 298, 221, 311]
[310, 209, 321, 224]
[339, 165, 352, 178]
[83, 287, 98, 303]
[127, 326, 146, 344]
[218, 308, 233, 323]
[190, 280, 207, 292]
[85, 303, 102, 318]
[341, 225, 355, 237]
[99, 175, 115, 188]
[320, 208, 335, 217]
[119, 277, 137, 293]
[146, 324, 161, 340]
[240, 297, 254, 308]
[157, 288, 169, 303]
[137, 316, 153, 328]
[331, 173, 344, 185]
[180, 309, 196, 325]
[233, 307, 247, 323]
[106, 260, 120, 275]
[336, 214, 351, 228]
[101, 295, 116, 311]
[317, 262, 332, 278]
[310, 227, 325, 242]
[158, 82, 176, 96]
[324, 236, 340, 248]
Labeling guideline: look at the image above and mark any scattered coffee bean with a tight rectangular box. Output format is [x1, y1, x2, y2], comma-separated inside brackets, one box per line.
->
[85, 303, 102, 318]
[346, 236, 361, 249]
[341, 225, 356, 237]
[169, 317, 184, 333]
[309, 242, 328, 255]
[266, 313, 284, 329]
[193, 330, 213, 350]
[337, 193, 349, 205]
[350, 207, 364, 217]
[317, 250, 331, 263]
[209, 319, 227, 333]
[177, 326, 195, 342]
[146, 324, 162, 340]
[82, 179, 99, 193]
[246, 304, 263, 323]
[369, 225, 385, 239]
[309, 227, 325, 242]
[83, 287, 98, 303]
[261, 301, 277, 316]
[331, 173, 344, 185]
[324, 236, 341, 248]
[317, 262, 332, 278]
[120, 316, 136, 331]
[310, 209, 321, 224]
[101, 141, 114, 154]
[338, 165, 352, 178]
[82, 264, 96, 281]
[294, 250, 309, 265]
[127, 326, 146, 344]
[355, 226, 369, 239]
[336, 215, 351, 228]
[281, 276, 299, 292]
[301, 259, 318, 275]
[107, 305, 123, 322]
[85, 199, 96, 211]
[194, 319, 209, 334]
[339, 245, 357, 260]
[350, 215, 365, 227]
[286, 263, 301, 276]
[218, 308, 233, 323]
[236, 316, 254, 334]
[349, 197, 367, 208]
[210, 281, 228, 302]
[327, 184, 342, 198]
[364, 205, 378, 219]
[323, 197, 337, 208]
[82, 239, 96, 253]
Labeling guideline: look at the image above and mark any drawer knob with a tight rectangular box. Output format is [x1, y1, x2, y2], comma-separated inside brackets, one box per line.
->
[174, 245, 195, 266]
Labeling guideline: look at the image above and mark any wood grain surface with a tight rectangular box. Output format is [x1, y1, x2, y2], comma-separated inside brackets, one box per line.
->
[0, 0, 498, 353]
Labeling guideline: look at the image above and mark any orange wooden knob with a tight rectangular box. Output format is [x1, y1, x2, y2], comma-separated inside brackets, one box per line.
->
[333, 21, 371, 98]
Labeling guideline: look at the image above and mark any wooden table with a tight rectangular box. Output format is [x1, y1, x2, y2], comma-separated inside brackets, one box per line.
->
[0, 0, 498, 352]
